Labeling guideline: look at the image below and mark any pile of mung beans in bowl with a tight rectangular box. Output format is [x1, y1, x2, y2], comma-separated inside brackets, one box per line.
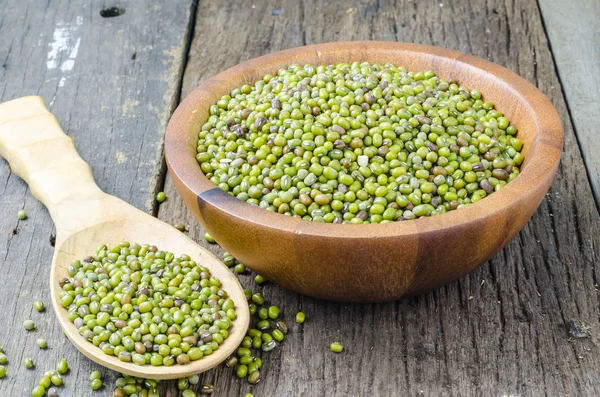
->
[165, 42, 562, 302]
[194, 61, 523, 224]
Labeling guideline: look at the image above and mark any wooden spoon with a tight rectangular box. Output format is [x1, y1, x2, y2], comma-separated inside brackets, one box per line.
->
[0, 96, 249, 380]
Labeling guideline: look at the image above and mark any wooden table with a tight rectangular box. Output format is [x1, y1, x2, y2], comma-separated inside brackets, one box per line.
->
[1, 1, 599, 396]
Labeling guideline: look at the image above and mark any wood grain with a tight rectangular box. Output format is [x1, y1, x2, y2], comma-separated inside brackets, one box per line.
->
[0, 0, 195, 394]
[0, 0, 597, 396]
[537, 0, 600, 209]
[157, 0, 600, 395]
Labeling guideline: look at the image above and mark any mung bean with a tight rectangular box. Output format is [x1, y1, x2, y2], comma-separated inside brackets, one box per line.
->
[91, 378, 103, 390]
[156, 192, 166, 203]
[24, 357, 34, 369]
[57, 359, 69, 374]
[33, 300, 45, 312]
[330, 342, 344, 353]
[31, 386, 45, 397]
[23, 320, 35, 331]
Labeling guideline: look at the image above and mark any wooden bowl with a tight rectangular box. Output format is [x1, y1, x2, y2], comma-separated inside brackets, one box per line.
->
[165, 42, 562, 302]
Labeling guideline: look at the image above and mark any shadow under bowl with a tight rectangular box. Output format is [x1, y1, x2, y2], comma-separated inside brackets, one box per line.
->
[165, 41, 562, 303]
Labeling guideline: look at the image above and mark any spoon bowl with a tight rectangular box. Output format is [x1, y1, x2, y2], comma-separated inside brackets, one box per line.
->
[0, 96, 250, 379]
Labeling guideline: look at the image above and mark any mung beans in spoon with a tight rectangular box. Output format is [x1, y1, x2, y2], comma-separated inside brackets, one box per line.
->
[58, 241, 237, 367]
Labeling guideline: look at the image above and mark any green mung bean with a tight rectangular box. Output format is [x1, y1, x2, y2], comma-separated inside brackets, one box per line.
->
[57, 360, 69, 374]
[36, 338, 48, 349]
[177, 377, 189, 390]
[234, 263, 246, 274]
[18, 210, 27, 220]
[91, 378, 103, 390]
[24, 357, 34, 369]
[50, 374, 63, 386]
[330, 342, 344, 353]
[90, 370, 102, 381]
[251, 293, 264, 305]
[248, 362, 258, 374]
[156, 192, 166, 203]
[254, 274, 266, 284]
[32, 386, 45, 397]
[223, 257, 236, 268]
[39, 376, 52, 388]
[272, 329, 284, 342]
[239, 355, 253, 365]
[23, 320, 35, 331]
[258, 308, 268, 320]
[204, 233, 216, 244]
[33, 300, 45, 312]
[236, 364, 248, 378]
[268, 306, 280, 320]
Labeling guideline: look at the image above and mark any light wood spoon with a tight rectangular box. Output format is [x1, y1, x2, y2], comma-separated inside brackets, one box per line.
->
[0, 96, 249, 380]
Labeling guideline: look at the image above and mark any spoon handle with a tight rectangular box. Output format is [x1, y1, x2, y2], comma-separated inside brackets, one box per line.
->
[0, 96, 124, 238]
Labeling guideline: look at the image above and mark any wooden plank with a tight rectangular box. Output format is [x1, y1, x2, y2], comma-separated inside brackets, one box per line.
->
[0, 0, 194, 395]
[157, 0, 600, 396]
[538, 0, 600, 208]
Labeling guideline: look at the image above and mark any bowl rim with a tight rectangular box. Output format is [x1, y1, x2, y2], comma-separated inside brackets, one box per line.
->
[165, 41, 562, 239]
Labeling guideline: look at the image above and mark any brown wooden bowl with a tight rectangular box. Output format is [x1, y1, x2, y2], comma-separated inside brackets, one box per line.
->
[165, 41, 562, 302]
